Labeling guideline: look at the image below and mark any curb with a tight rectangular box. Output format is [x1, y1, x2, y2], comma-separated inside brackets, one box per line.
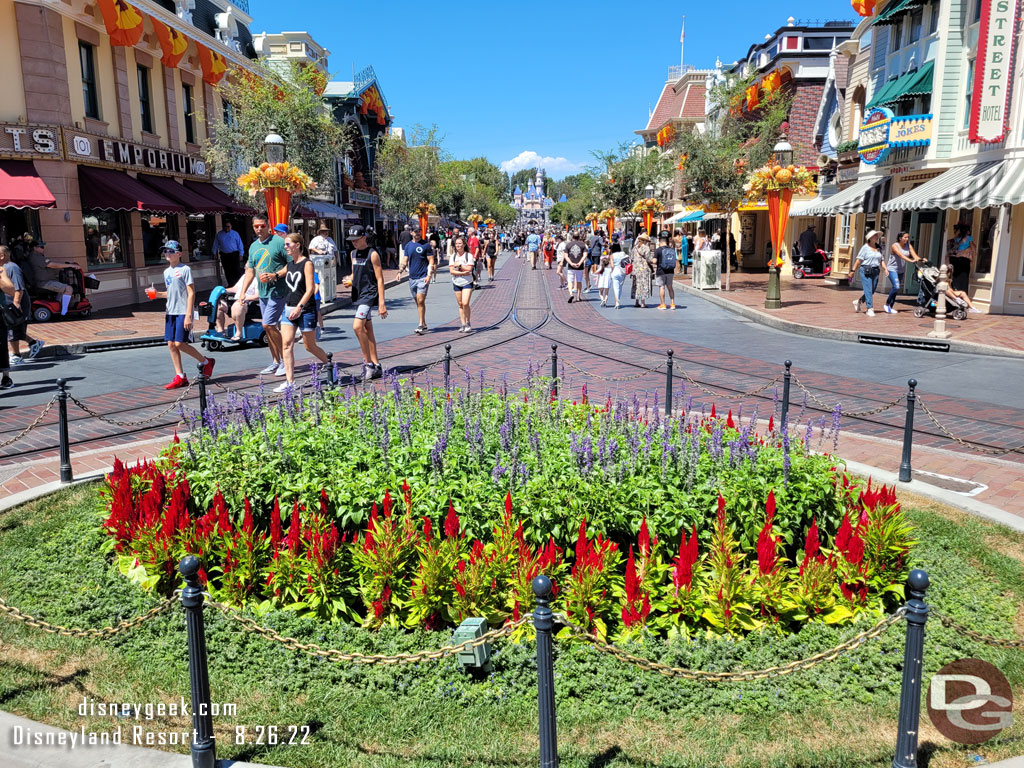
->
[35, 271, 419, 359]
[675, 280, 1024, 360]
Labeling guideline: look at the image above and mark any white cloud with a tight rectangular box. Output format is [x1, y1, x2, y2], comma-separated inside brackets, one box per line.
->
[499, 151, 582, 178]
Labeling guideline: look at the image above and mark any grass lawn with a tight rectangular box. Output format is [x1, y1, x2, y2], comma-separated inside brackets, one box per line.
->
[0, 484, 1022, 768]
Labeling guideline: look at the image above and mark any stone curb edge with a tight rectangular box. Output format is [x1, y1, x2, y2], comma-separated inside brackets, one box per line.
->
[675, 280, 1024, 361]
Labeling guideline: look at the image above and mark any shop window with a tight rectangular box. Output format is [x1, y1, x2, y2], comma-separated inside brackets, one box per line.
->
[183, 84, 196, 145]
[186, 214, 215, 261]
[138, 65, 153, 134]
[79, 43, 100, 120]
[839, 214, 852, 246]
[963, 59, 975, 130]
[909, 9, 923, 43]
[141, 214, 178, 265]
[0, 209, 40, 249]
[928, 4, 939, 35]
[976, 207, 996, 274]
[83, 211, 127, 269]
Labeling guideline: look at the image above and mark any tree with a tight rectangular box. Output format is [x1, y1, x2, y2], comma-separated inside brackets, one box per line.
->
[590, 142, 674, 214]
[375, 125, 443, 219]
[675, 68, 791, 289]
[509, 167, 538, 193]
[205, 61, 349, 203]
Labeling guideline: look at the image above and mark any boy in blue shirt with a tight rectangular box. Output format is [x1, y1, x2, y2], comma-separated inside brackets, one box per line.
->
[150, 241, 214, 389]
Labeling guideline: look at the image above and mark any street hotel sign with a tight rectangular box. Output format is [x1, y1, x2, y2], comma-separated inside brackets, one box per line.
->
[858, 108, 933, 165]
[63, 128, 209, 179]
[970, 0, 1021, 143]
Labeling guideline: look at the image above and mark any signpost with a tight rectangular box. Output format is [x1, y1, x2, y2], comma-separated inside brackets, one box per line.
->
[970, 0, 1021, 143]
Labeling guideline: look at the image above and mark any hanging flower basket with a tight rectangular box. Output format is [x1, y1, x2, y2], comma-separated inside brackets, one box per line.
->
[236, 162, 316, 229]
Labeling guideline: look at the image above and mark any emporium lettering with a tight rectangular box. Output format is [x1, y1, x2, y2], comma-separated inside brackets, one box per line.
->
[96, 139, 205, 176]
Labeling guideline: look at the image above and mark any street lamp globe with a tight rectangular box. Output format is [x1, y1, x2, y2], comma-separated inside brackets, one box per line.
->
[773, 133, 793, 167]
[263, 127, 285, 164]
[645, 183, 655, 198]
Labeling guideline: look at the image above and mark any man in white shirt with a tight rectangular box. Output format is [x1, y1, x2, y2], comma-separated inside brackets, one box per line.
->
[309, 222, 338, 263]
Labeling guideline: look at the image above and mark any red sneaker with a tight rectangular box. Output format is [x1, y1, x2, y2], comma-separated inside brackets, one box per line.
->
[164, 375, 188, 390]
[201, 357, 216, 379]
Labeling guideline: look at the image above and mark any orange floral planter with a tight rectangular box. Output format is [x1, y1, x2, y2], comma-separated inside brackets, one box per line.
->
[767, 188, 793, 268]
[263, 188, 291, 230]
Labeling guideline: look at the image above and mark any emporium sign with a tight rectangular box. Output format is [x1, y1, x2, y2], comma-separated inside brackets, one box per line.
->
[970, 0, 1021, 143]
[858, 108, 933, 165]
[63, 128, 208, 179]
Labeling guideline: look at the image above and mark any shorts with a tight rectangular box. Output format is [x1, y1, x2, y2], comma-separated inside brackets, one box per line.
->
[354, 304, 375, 320]
[654, 273, 673, 287]
[486, 252, 497, 261]
[164, 314, 193, 343]
[569, 269, 584, 284]
[452, 281, 473, 292]
[409, 277, 430, 296]
[39, 280, 70, 294]
[259, 296, 286, 326]
[281, 306, 318, 331]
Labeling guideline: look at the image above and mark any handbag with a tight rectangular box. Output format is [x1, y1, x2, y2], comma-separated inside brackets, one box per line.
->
[624, 262, 633, 276]
[2, 303, 24, 327]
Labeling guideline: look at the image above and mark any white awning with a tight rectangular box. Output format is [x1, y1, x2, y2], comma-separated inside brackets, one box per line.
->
[664, 208, 705, 224]
[296, 199, 360, 219]
[879, 160, 1024, 211]
[802, 177, 889, 215]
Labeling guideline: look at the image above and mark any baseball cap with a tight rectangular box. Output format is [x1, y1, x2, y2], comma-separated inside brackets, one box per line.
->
[346, 224, 367, 240]
[273, 224, 289, 234]
[32, 240, 45, 248]
[161, 240, 181, 252]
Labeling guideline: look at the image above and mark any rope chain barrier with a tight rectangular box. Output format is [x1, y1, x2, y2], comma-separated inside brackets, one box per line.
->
[207, 599, 529, 664]
[792, 375, 906, 418]
[552, 608, 907, 681]
[675, 370, 781, 401]
[69, 384, 195, 428]
[932, 610, 1024, 649]
[561, 357, 666, 382]
[917, 397, 1024, 456]
[0, 593, 177, 638]
[0, 395, 57, 449]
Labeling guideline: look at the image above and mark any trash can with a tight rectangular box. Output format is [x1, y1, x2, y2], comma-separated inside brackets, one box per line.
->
[311, 254, 337, 306]
[693, 250, 722, 290]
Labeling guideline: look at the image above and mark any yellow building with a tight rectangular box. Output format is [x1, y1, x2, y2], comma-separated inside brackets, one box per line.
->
[0, 0, 264, 310]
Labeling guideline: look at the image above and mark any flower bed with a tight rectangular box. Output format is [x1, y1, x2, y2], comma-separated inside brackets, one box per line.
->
[102, 377, 914, 638]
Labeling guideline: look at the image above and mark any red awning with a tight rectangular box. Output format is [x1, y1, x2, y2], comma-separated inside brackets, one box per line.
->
[137, 174, 222, 214]
[0, 160, 56, 209]
[183, 180, 256, 215]
[78, 166, 184, 213]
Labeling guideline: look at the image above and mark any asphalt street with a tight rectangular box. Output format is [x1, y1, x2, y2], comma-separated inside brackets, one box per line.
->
[2, 253, 1023, 409]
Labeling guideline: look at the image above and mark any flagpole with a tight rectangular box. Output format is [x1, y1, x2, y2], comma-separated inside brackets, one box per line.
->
[680, 16, 685, 70]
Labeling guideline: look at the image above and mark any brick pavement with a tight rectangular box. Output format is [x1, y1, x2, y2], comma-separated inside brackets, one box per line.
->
[678, 270, 1024, 355]
[2, 256, 1022, 519]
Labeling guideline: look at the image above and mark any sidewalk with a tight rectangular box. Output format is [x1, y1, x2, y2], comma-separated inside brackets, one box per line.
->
[26, 266, 409, 357]
[676, 270, 1024, 358]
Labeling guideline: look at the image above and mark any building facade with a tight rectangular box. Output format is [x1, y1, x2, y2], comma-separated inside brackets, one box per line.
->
[807, 0, 1024, 315]
[512, 168, 553, 228]
[0, 0, 268, 310]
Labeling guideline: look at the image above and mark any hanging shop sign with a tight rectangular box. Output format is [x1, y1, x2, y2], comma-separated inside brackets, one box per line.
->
[858, 108, 933, 165]
[349, 190, 378, 207]
[62, 128, 208, 179]
[970, 0, 1021, 143]
[0, 123, 61, 160]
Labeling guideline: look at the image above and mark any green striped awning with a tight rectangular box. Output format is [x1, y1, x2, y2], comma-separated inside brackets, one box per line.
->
[880, 162, 1008, 211]
[873, 0, 925, 26]
[866, 77, 901, 110]
[866, 62, 934, 109]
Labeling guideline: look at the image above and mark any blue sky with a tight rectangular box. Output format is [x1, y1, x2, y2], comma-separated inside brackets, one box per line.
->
[250, 1, 857, 178]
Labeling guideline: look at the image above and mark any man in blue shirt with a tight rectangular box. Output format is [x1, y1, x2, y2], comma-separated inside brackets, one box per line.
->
[525, 230, 541, 270]
[401, 232, 435, 334]
[213, 219, 245, 286]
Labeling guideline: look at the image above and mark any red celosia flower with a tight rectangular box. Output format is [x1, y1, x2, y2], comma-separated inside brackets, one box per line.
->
[320, 488, 329, 517]
[846, 530, 865, 566]
[756, 517, 779, 576]
[711, 403, 717, 419]
[672, 525, 698, 594]
[768, 415, 774, 432]
[444, 501, 460, 538]
[799, 518, 824, 575]
[727, 409, 735, 428]
[637, 517, 657, 558]
[835, 512, 853, 554]
[716, 495, 726, 532]
[382, 489, 393, 518]
[765, 490, 776, 526]
[504, 491, 513, 523]
[402, 480, 411, 513]
[422, 516, 432, 542]
[287, 500, 301, 553]
[270, 498, 282, 548]
[242, 498, 254, 536]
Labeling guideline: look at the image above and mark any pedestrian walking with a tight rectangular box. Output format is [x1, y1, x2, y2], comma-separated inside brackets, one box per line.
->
[149, 241, 214, 389]
[0, 262, 18, 390]
[630, 232, 653, 308]
[401, 230, 435, 334]
[565, 234, 587, 304]
[213, 219, 245, 286]
[450, 236, 476, 333]
[276, 233, 330, 393]
[309, 220, 339, 275]
[0, 246, 44, 364]
[586, 236, 602, 293]
[597, 250, 612, 306]
[343, 225, 388, 381]
[484, 232, 498, 281]
[885, 231, 924, 314]
[848, 230, 884, 317]
[609, 242, 629, 309]
[238, 214, 289, 376]
[525, 229, 541, 269]
[543, 236, 555, 270]
[653, 231, 678, 310]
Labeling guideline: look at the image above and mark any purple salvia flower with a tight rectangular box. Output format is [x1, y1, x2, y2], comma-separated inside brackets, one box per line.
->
[804, 420, 813, 453]
[830, 404, 842, 453]
[782, 428, 791, 485]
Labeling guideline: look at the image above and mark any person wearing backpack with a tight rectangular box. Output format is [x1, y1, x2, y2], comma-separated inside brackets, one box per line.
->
[653, 231, 677, 310]
[586, 236, 603, 293]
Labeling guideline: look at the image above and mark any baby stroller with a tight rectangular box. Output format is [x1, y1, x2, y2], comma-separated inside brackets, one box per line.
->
[198, 285, 266, 351]
[913, 264, 969, 321]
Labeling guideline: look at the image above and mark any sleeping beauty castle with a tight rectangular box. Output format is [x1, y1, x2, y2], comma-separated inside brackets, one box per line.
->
[513, 169, 555, 227]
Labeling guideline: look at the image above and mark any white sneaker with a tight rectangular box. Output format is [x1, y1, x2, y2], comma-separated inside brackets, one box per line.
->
[866, 309, 875, 317]
[275, 362, 287, 376]
[852, 298, 860, 313]
[260, 362, 279, 375]
[969, 307, 982, 313]
[463, 325, 473, 333]
[272, 381, 291, 393]
[9, 355, 23, 366]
